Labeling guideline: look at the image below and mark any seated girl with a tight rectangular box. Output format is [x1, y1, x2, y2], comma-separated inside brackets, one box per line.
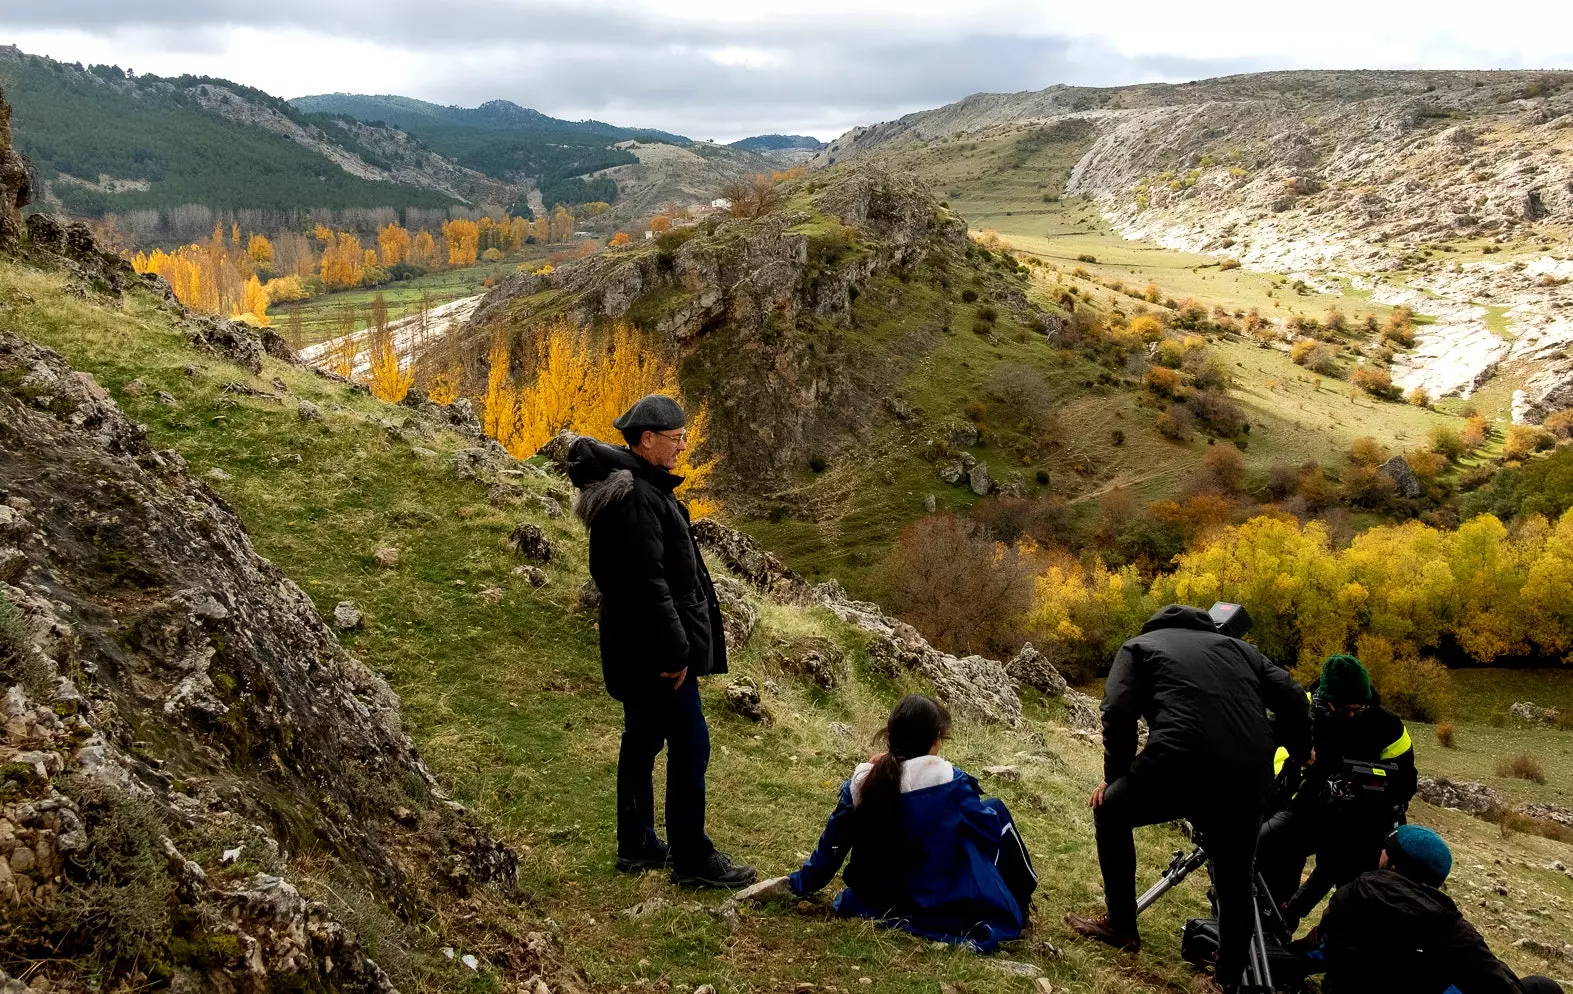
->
[751, 694, 1037, 952]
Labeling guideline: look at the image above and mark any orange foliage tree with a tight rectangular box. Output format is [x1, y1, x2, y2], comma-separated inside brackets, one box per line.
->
[609, 231, 632, 248]
[320, 232, 367, 289]
[378, 223, 412, 267]
[443, 219, 480, 266]
[482, 320, 718, 515]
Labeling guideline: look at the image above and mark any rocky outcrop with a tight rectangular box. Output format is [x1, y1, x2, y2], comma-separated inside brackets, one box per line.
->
[769, 636, 848, 690]
[690, 521, 1024, 726]
[471, 169, 969, 483]
[1006, 643, 1070, 697]
[0, 88, 29, 248]
[1509, 701, 1561, 726]
[1417, 776, 1503, 816]
[0, 332, 523, 988]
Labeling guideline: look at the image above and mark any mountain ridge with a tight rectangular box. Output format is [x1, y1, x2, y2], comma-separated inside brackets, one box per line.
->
[291, 91, 690, 144]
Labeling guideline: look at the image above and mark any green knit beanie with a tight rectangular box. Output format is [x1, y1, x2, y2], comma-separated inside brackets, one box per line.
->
[1322, 654, 1373, 706]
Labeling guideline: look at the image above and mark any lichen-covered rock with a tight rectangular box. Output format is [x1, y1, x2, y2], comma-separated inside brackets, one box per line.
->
[0, 90, 31, 250]
[1006, 643, 1069, 697]
[692, 518, 813, 603]
[1380, 455, 1423, 499]
[1509, 701, 1560, 726]
[1062, 690, 1103, 733]
[509, 523, 554, 562]
[724, 678, 771, 724]
[1417, 776, 1502, 816]
[769, 635, 848, 690]
[712, 575, 758, 650]
[0, 331, 521, 989]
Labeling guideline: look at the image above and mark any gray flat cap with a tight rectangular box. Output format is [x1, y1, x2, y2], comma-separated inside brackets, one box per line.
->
[613, 394, 686, 433]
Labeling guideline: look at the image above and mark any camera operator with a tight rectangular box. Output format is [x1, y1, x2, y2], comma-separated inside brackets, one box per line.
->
[1258, 654, 1416, 931]
[1066, 604, 1311, 994]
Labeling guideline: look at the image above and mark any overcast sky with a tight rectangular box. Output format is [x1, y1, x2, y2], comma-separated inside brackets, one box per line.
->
[6, 2, 1572, 142]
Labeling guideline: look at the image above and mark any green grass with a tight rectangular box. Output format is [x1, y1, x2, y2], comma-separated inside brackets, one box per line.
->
[275, 255, 547, 345]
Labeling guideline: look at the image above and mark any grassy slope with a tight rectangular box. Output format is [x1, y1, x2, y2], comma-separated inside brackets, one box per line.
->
[6, 254, 1571, 990]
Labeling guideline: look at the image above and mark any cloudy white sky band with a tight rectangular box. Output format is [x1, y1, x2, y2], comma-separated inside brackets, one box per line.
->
[6, 2, 1573, 142]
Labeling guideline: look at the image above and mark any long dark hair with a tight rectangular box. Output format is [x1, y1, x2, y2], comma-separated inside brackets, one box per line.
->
[854, 694, 951, 909]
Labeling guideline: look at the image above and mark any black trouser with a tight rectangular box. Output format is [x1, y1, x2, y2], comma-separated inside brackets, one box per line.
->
[617, 676, 714, 867]
[1258, 805, 1388, 922]
[1095, 771, 1263, 985]
[1520, 977, 1565, 994]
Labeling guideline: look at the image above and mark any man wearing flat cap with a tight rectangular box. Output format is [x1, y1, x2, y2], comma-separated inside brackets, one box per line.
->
[567, 394, 756, 889]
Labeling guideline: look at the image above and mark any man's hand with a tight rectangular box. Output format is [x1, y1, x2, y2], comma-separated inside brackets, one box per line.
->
[1306, 748, 1317, 766]
[659, 667, 689, 689]
[1090, 782, 1108, 809]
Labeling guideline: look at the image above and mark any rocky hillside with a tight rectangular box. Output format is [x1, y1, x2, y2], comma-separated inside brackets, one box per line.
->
[465, 167, 1054, 487]
[0, 94, 552, 992]
[824, 70, 1573, 421]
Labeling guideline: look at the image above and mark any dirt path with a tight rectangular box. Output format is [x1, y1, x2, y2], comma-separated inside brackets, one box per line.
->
[298, 293, 483, 379]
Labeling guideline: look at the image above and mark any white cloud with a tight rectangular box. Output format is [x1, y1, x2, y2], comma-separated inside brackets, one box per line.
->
[5, 1, 1571, 141]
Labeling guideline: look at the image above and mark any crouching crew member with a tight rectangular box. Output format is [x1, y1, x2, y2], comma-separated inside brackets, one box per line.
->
[1259, 653, 1417, 930]
[1301, 825, 1563, 994]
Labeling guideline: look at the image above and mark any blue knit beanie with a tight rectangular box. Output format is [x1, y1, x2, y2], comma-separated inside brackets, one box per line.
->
[1387, 825, 1452, 886]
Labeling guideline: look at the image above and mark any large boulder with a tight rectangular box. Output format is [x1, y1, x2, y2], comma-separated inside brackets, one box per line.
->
[1416, 776, 1503, 816]
[1006, 643, 1069, 697]
[1509, 701, 1560, 726]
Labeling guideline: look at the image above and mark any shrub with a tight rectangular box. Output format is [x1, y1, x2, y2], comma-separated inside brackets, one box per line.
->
[1349, 437, 1389, 467]
[1219, 258, 1241, 271]
[1460, 415, 1489, 450]
[1436, 722, 1456, 748]
[878, 514, 1034, 656]
[1355, 634, 1452, 722]
[1203, 443, 1247, 494]
[1352, 366, 1401, 400]
[1144, 283, 1162, 304]
[482, 246, 505, 261]
[1543, 409, 1573, 439]
[1496, 754, 1546, 784]
[1076, 254, 1098, 263]
[977, 305, 998, 323]
[1408, 386, 1432, 408]
[808, 455, 828, 473]
[1185, 389, 1248, 437]
[1144, 366, 1184, 398]
[987, 364, 1055, 429]
[1323, 308, 1347, 333]
[1503, 425, 1553, 461]
[960, 288, 979, 303]
[1382, 306, 1416, 347]
[971, 320, 993, 335]
[1430, 425, 1467, 461]
[1343, 464, 1399, 509]
[1291, 340, 1340, 375]
[1404, 448, 1448, 483]
[719, 173, 782, 218]
[1157, 405, 1193, 440]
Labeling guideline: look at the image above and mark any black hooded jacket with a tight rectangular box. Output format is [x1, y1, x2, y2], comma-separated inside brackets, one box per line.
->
[1292, 677, 1417, 816]
[1102, 605, 1311, 804]
[1314, 869, 1527, 994]
[567, 437, 727, 701]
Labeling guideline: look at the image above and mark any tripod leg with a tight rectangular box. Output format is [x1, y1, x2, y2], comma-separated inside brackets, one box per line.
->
[1251, 883, 1276, 992]
[1135, 848, 1207, 917]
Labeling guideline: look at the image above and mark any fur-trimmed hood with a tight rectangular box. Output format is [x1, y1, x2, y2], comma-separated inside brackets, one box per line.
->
[567, 436, 681, 525]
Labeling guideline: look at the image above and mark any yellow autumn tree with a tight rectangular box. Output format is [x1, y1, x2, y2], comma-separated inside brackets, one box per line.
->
[233, 275, 270, 326]
[486, 319, 719, 515]
[320, 232, 367, 289]
[443, 219, 480, 266]
[247, 233, 275, 272]
[411, 229, 438, 268]
[609, 231, 632, 248]
[378, 223, 411, 267]
[367, 326, 413, 403]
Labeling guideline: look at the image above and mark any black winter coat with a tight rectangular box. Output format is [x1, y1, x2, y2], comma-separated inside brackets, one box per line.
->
[1102, 605, 1311, 805]
[1314, 869, 1527, 994]
[568, 438, 727, 702]
[1294, 678, 1418, 816]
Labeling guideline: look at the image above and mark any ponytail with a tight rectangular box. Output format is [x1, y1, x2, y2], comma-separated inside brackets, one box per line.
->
[853, 694, 951, 910]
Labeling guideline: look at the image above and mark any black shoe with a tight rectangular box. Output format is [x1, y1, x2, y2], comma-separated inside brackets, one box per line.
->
[670, 850, 757, 889]
[615, 840, 671, 873]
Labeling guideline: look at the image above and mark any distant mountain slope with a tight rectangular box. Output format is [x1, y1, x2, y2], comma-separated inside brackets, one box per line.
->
[729, 134, 825, 152]
[292, 92, 689, 143]
[824, 69, 1573, 422]
[0, 46, 481, 217]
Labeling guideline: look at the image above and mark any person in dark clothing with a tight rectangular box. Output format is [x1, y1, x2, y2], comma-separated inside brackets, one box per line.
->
[741, 695, 1038, 952]
[568, 394, 755, 889]
[1066, 604, 1311, 993]
[1303, 825, 1563, 994]
[1258, 654, 1417, 930]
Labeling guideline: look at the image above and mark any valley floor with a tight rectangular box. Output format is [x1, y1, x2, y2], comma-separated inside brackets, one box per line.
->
[4, 256, 1570, 993]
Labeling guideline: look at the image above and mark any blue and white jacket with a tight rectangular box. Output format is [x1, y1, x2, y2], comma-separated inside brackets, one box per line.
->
[787, 756, 1026, 952]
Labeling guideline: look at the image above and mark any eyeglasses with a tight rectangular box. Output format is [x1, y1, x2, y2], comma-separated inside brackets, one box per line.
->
[654, 429, 688, 443]
[1329, 703, 1368, 718]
